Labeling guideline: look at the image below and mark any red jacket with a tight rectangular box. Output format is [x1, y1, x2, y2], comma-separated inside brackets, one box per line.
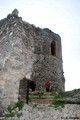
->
[45, 81, 50, 88]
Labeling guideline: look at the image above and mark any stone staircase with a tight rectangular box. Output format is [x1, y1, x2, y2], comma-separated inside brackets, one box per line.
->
[29, 92, 54, 104]
[18, 78, 55, 104]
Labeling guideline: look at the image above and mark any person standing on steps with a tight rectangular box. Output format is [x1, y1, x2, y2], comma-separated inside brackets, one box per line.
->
[45, 80, 50, 92]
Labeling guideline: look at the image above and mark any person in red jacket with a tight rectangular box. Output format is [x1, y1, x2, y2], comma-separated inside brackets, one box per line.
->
[45, 80, 50, 92]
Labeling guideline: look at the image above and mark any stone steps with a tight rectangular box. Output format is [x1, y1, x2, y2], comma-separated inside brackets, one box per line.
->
[19, 91, 55, 104]
[28, 92, 55, 104]
[18, 77, 55, 104]
[30, 95, 54, 99]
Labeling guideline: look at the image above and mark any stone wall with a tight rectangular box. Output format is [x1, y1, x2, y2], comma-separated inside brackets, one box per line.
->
[0, 9, 35, 108]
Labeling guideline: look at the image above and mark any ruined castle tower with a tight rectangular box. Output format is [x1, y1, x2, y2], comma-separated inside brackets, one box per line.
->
[0, 9, 65, 107]
[31, 27, 65, 92]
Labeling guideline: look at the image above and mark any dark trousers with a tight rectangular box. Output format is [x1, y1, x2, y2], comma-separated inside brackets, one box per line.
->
[46, 88, 49, 92]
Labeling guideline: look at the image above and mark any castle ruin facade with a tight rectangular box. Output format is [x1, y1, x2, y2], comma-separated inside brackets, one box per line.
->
[0, 9, 65, 108]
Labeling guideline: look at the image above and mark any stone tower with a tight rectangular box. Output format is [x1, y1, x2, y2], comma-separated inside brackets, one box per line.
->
[0, 9, 65, 108]
[31, 28, 65, 92]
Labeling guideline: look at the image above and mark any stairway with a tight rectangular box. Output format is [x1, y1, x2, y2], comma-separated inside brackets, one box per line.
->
[29, 92, 54, 104]
[19, 78, 55, 104]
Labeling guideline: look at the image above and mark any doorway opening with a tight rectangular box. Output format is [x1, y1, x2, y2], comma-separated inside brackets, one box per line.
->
[19, 78, 36, 101]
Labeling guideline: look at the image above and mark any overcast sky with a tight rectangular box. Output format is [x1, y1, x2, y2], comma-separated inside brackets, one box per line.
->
[0, 0, 80, 91]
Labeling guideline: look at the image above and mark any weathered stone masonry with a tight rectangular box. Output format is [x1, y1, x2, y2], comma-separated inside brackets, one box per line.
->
[31, 28, 65, 92]
[0, 9, 65, 108]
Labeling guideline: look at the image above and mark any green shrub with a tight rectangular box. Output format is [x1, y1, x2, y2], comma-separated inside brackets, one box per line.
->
[54, 93, 66, 99]
[5, 106, 14, 117]
[7, 105, 13, 113]
[54, 101, 64, 108]
[15, 101, 24, 110]
[51, 93, 65, 108]
[5, 101, 24, 118]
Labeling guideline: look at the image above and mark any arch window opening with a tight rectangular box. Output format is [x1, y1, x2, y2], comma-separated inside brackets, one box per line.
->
[51, 41, 56, 56]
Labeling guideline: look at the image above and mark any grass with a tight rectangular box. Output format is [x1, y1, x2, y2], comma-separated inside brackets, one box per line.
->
[51, 92, 67, 108]
[4, 101, 24, 118]
[53, 101, 65, 108]
[15, 101, 24, 110]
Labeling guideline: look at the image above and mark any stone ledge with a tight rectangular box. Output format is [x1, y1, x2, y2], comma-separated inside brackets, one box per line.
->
[0, 117, 18, 120]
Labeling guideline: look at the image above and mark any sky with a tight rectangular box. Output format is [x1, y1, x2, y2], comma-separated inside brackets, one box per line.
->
[0, 0, 80, 91]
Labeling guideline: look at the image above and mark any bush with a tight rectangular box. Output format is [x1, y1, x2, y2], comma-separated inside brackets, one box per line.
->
[15, 101, 24, 110]
[4, 101, 24, 118]
[51, 93, 65, 108]
[54, 101, 64, 108]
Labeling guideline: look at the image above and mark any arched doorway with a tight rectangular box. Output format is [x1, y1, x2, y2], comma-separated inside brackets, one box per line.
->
[19, 78, 36, 102]
[29, 81, 36, 91]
